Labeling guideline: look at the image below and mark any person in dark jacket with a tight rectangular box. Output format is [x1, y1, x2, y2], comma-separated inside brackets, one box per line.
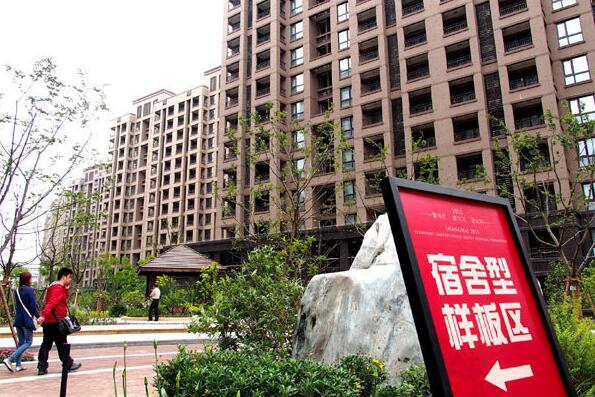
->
[2, 272, 39, 373]
[36, 267, 82, 376]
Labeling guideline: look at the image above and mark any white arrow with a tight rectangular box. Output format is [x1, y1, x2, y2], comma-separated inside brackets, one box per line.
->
[485, 360, 534, 391]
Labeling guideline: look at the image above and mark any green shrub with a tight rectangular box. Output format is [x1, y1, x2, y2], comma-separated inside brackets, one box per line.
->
[126, 307, 148, 318]
[0, 348, 34, 362]
[188, 245, 304, 355]
[549, 302, 595, 396]
[155, 347, 360, 397]
[161, 289, 190, 314]
[121, 290, 146, 309]
[109, 303, 127, 317]
[340, 355, 386, 397]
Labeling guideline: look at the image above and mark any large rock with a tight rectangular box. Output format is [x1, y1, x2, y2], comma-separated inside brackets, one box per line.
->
[292, 214, 422, 379]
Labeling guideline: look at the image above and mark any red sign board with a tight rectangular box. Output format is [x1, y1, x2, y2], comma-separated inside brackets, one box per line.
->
[381, 178, 574, 397]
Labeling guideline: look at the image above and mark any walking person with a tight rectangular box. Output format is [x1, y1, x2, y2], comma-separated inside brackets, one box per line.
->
[148, 284, 161, 322]
[2, 272, 39, 373]
[36, 267, 82, 376]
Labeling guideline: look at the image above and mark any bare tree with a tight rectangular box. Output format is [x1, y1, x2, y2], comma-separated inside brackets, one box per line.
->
[0, 59, 106, 342]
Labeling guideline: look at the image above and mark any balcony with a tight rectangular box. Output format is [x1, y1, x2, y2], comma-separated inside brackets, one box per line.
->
[499, 0, 527, 16]
[228, 13, 241, 34]
[446, 41, 471, 69]
[364, 135, 385, 161]
[513, 100, 544, 130]
[257, 26, 271, 45]
[358, 37, 379, 64]
[256, 50, 271, 71]
[405, 31, 427, 48]
[453, 114, 480, 142]
[457, 153, 484, 181]
[226, 62, 240, 83]
[227, 38, 240, 58]
[407, 54, 430, 81]
[449, 77, 476, 105]
[402, 0, 424, 16]
[443, 7, 467, 35]
[443, 19, 467, 35]
[357, 8, 377, 33]
[361, 68, 381, 95]
[503, 22, 532, 53]
[362, 101, 383, 127]
[411, 123, 436, 149]
[257, 0, 271, 20]
[409, 88, 433, 115]
[508, 60, 539, 90]
[228, 0, 240, 11]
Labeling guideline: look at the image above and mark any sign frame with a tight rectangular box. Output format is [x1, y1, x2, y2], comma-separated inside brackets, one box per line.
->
[380, 176, 575, 397]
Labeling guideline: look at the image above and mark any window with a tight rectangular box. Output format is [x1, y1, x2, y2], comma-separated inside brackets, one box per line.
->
[293, 130, 305, 149]
[341, 116, 354, 138]
[338, 2, 349, 22]
[552, 0, 576, 11]
[557, 18, 583, 47]
[345, 213, 356, 225]
[578, 138, 595, 167]
[343, 148, 355, 170]
[210, 76, 218, 91]
[291, 101, 305, 119]
[290, 0, 303, 15]
[209, 95, 216, 106]
[291, 73, 304, 94]
[563, 56, 590, 85]
[583, 183, 595, 211]
[298, 190, 306, 209]
[338, 30, 350, 50]
[344, 180, 356, 202]
[340, 86, 352, 108]
[291, 47, 304, 67]
[290, 21, 303, 41]
[339, 57, 352, 78]
[294, 158, 305, 178]
[569, 95, 595, 123]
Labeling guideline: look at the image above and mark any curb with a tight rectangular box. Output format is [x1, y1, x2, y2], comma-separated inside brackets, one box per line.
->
[0, 327, 188, 338]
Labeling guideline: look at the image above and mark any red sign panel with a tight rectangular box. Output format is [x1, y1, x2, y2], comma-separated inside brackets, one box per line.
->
[381, 178, 573, 397]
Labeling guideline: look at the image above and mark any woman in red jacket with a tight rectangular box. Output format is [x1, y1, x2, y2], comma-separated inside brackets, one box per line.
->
[36, 267, 82, 376]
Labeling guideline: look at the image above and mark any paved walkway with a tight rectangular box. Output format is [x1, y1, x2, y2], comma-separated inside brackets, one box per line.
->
[0, 343, 203, 396]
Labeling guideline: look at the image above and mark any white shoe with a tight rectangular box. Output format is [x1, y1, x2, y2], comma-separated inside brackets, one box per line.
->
[15, 366, 26, 372]
[2, 358, 14, 373]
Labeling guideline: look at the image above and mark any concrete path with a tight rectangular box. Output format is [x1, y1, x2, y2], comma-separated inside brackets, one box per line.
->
[0, 343, 204, 396]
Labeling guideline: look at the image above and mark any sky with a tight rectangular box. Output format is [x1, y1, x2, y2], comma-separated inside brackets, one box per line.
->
[0, 0, 224, 264]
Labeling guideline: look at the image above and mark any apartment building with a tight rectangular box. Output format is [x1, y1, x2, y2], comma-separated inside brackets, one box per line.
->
[216, 0, 595, 252]
[41, 164, 112, 287]
[106, 70, 221, 266]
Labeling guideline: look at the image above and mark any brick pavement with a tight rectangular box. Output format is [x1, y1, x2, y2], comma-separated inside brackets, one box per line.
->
[0, 343, 203, 396]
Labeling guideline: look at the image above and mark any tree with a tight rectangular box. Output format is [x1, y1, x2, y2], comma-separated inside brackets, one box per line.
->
[0, 58, 106, 283]
[220, 104, 347, 240]
[0, 59, 106, 343]
[493, 108, 595, 305]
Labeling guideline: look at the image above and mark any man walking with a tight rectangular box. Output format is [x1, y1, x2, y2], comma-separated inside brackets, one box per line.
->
[36, 267, 82, 375]
[148, 284, 161, 322]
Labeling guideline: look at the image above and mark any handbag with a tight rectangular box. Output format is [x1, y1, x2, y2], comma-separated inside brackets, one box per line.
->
[52, 307, 82, 336]
[15, 287, 40, 330]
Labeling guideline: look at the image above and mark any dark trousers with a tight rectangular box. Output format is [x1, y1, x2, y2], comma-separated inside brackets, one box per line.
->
[37, 323, 73, 371]
[148, 299, 160, 321]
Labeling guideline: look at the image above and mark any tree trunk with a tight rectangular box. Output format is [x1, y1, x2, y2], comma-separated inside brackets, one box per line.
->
[0, 280, 18, 346]
[73, 284, 80, 306]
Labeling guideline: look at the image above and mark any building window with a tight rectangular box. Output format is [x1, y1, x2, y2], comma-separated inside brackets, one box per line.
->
[338, 30, 350, 50]
[578, 138, 595, 167]
[344, 180, 356, 202]
[345, 213, 356, 225]
[569, 95, 595, 123]
[343, 148, 355, 170]
[293, 130, 305, 149]
[340, 86, 352, 108]
[341, 116, 354, 138]
[291, 101, 305, 120]
[291, 47, 304, 67]
[583, 182, 595, 211]
[552, 0, 576, 11]
[290, 0, 303, 15]
[291, 73, 304, 94]
[290, 21, 303, 41]
[563, 56, 590, 85]
[557, 18, 583, 47]
[338, 2, 349, 22]
[339, 57, 352, 79]
[294, 158, 305, 178]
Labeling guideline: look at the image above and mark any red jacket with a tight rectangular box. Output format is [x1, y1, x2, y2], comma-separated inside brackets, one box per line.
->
[41, 283, 69, 323]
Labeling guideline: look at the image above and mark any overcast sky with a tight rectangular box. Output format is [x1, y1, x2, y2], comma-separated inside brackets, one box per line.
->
[0, 0, 223, 264]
